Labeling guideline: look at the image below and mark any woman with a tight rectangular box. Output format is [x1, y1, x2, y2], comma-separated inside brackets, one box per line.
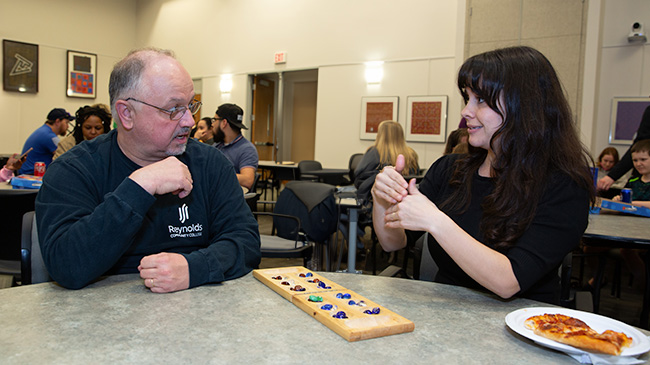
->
[354, 120, 419, 201]
[193, 117, 215, 145]
[443, 128, 468, 155]
[53, 105, 111, 160]
[372, 46, 595, 304]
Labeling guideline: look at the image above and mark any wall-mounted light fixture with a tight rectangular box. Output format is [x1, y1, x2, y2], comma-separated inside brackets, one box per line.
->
[220, 74, 233, 93]
[365, 61, 384, 84]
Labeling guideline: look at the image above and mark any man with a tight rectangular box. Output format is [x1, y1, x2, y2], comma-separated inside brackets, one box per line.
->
[213, 103, 259, 190]
[36, 48, 261, 293]
[18, 108, 73, 175]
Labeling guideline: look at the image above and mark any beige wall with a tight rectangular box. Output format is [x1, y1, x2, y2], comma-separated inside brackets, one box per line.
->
[134, 0, 466, 168]
[465, 0, 587, 137]
[0, 0, 136, 154]
[592, 0, 650, 158]
[2, 0, 648, 171]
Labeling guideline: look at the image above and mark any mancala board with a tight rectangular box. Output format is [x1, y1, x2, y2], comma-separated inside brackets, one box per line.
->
[253, 266, 414, 342]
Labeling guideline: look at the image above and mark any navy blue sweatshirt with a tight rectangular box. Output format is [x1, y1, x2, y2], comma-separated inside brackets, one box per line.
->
[36, 130, 261, 289]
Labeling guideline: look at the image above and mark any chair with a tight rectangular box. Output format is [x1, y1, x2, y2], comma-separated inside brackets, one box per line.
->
[20, 211, 50, 285]
[273, 181, 338, 271]
[559, 251, 575, 309]
[347, 153, 364, 184]
[245, 173, 261, 212]
[254, 212, 314, 268]
[298, 160, 322, 181]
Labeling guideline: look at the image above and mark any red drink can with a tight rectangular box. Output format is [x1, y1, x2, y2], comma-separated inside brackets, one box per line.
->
[34, 162, 46, 177]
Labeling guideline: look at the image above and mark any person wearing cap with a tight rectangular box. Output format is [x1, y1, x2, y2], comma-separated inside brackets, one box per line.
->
[213, 103, 259, 190]
[36, 48, 260, 293]
[18, 108, 74, 175]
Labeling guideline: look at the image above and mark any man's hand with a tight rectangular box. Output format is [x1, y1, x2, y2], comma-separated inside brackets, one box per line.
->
[138, 253, 190, 293]
[129, 156, 193, 198]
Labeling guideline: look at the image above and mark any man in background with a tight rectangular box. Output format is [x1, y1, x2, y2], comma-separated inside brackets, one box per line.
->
[36, 48, 260, 293]
[213, 103, 258, 190]
[18, 108, 73, 175]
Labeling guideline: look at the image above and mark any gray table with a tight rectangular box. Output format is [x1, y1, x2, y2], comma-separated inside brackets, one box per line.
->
[4, 272, 642, 364]
[583, 212, 650, 329]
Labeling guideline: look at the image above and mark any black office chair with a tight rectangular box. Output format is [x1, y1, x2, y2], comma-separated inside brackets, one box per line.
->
[298, 160, 322, 181]
[20, 211, 50, 285]
[254, 212, 314, 268]
[273, 181, 338, 271]
[246, 173, 261, 212]
[346, 153, 364, 184]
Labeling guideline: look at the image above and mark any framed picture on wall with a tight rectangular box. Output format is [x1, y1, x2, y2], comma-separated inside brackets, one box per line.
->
[405, 95, 447, 143]
[609, 97, 650, 145]
[360, 96, 398, 140]
[3, 39, 38, 93]
[66, 50, 96, 98]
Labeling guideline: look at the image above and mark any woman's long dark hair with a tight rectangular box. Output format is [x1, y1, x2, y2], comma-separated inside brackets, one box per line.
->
[442, 46, 595, 250]
[73, 105, 112, 144]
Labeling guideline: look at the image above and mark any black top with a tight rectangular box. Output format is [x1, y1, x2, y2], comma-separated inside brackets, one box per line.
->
[408, 154, 590, 304]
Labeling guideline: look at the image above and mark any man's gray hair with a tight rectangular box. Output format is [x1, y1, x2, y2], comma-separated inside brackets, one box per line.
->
[109, 47, 176, 123]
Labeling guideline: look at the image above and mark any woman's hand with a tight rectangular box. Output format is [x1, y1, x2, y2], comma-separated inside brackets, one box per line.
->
[384, 179, 438, 232]
[371, 154, 409, 206]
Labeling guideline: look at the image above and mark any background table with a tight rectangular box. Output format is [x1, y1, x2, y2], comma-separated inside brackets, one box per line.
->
[3, 272, 644, 363]
[583, 212, 650, 329]
[307, 168, 350, 185]
[257, 161, 299, 205]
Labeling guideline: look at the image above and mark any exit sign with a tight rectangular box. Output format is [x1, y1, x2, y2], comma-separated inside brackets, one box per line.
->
[274, 52, 287, 64]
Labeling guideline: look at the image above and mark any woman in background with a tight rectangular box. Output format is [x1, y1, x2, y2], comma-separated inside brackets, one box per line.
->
[444, 128, 469, 155]
[53, 105, 111, 160]
[354, 120, 419, 201]
[193, 117, 215, 145]
[372, 46, 595, 304]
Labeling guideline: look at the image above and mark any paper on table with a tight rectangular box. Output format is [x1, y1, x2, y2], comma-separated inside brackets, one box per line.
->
[566, 336, 650, 365]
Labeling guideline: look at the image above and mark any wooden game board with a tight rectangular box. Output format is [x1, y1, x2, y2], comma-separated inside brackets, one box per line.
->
[253, 266, 415, 342]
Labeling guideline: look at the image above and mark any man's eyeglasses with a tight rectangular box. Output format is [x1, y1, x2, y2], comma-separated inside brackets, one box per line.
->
[125, 97, 202, 121]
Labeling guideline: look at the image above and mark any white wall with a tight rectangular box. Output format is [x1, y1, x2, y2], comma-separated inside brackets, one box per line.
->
[592, 0, 650, 158]
[0, 0, 136, 154]
[135, 0, 465, 168]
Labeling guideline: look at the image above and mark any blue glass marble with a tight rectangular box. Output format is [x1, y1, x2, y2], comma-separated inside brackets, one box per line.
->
[332, 311, 348, 319]
[320, 304, 333, 311]
[348, 300, 356, 305]
[305, 272, 313, 277]
[336, 293, 352, 299]
[364, 307, 381, 315]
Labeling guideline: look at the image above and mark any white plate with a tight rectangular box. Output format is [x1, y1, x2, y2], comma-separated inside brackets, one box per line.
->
[505, 307, 650, 357]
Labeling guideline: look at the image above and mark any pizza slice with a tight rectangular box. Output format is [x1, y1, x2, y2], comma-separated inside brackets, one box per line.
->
[524, 313, 632, 356]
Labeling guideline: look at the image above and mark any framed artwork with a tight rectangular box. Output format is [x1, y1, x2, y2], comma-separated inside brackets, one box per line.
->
[405, 95, 448, 143]
[360, 96, 398, 140]
[609, 97, 650, 145]
[3, 39, 38, 93]
[66, 50, 96, 98]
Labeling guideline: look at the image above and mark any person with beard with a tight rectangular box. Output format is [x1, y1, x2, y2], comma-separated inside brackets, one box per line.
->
[36, 48, 261, 293]
[212, 103, 258, 190]
[18, 108, 74, 175]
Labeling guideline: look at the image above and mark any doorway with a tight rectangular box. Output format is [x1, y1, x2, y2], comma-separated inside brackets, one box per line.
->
[251, 76, 275, 161]
[250, 70, 318, 163]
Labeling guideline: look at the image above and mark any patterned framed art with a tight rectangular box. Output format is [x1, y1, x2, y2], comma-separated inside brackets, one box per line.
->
[405, 95, 447, 143]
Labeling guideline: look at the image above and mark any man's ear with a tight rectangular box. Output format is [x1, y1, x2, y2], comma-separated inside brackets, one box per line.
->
[115, 100, 134, 130]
